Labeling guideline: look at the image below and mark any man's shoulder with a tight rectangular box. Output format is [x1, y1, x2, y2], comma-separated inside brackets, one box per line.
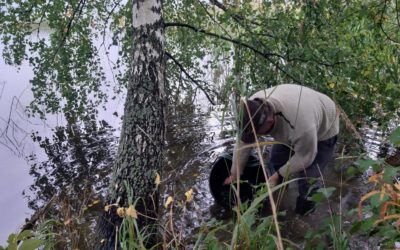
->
[250, 84, 333, 103]
[250, 84, 295, 100]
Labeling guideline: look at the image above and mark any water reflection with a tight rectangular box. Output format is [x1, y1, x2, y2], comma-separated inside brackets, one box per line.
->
[27, 113, 117, 209]
[163, 96, 236, 243]
[24, 111, 117, 248]
[22, 93, 233, 246]
[360, 115, 400, 178]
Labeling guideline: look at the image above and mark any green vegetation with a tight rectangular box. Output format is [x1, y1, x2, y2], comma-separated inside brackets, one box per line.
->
[1, 0, 399, 124]
[0, 230, 42, 250]
[1, 0, 400, 249]
[351, 127, 400, 249]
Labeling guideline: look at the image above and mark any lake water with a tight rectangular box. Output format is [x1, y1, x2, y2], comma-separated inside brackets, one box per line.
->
[0, 28, 125, 244]
[0, 58, 37, 244]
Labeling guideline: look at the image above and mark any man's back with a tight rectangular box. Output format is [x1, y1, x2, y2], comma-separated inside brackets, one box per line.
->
[250, 84, 339, 142]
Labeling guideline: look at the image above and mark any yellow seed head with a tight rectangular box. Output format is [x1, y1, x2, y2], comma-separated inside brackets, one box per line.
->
[126, 205, 138, 219]
[155, 172, 161, 186]
[164, 196, 174, 208]
[185, 188, 194, 202]
[117, 207, 125, 218]
[104, 205, 110, 212]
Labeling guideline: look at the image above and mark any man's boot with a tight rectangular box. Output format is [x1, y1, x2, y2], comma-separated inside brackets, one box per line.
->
[295, 196, 316, 215]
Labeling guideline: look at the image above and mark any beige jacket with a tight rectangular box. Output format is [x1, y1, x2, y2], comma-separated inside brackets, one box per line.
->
[231, 84, 339, 177]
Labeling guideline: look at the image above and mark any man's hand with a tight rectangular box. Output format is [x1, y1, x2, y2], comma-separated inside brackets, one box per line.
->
[223, 175, 236, 185]
[267, 172, 280, 187]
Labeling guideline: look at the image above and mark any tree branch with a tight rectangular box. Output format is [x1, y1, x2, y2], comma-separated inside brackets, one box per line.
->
[195, 0, 233, 39]
[100, 0, 122, 48]
[396, 0, 400, 30]
[165, 51, 217, 105]
[378, 0, 400, 44]
[165, 22, 304, 85]
[210, 0, 343, 67]
[164, 22, 282, 59]
[209, 0, 277, 35]
[52, 0, 87, 62]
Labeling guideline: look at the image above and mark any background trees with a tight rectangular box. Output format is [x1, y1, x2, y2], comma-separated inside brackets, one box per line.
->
[1, 0, 399, 248]
[2, 1, 398, 132]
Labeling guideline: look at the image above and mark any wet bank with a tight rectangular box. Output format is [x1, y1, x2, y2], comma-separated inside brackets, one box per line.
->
[161, 97, 398, 249]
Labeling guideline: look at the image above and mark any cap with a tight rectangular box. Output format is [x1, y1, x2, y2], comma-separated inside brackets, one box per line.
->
[239, 98, 266, 143]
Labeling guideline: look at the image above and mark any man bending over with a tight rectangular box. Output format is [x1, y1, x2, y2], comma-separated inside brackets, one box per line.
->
[224, 84, 339, 215]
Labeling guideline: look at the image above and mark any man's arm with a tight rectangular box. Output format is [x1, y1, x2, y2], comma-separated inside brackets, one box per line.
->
[224, 139, 252, 185]
[277, 130, 318, 177]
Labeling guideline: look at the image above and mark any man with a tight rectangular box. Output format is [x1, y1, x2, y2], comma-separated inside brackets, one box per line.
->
[224, 84, 339, 215]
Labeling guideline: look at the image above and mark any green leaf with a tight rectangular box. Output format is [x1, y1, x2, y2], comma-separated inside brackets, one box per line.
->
[383, 166, 397, 183]
[357, 159, 380, 172]
[359, 217, 376, 232]
[18, 239, 42, 250]
[388, 127, 400, 145]
[350, 221, 362, 234]
[7, 233, 17, 250]
[347, 208, 358, 217]
[311, 192, 323, 203]
[242, 211, 256, 228]
[318, 187, 336, 199]
[346, 166, 358, 179]
[316, 242, 325, 250]
[16, 230, 33, 241]
[304, 231, 313, 239]
[370, 193, 387, 208]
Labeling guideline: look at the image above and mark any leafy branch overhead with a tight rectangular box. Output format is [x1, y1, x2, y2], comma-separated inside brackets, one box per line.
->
[1, 0, 399, 125]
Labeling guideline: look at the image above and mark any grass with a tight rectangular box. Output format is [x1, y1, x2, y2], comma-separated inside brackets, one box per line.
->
[143, 128, 398, 249]
[5, 115, 399, 249]
[5, 149, 397, 250]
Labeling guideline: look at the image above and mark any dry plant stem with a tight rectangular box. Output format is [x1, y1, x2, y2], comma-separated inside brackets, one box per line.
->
[162, 224, 167, 249]
[136, 211, 157, 221]
[168, 207, 176, 249]
[316, 163, 339, 240]
[167, 205, 184, 249]
[177, 203, 188, 247]
[243, 101, 284, 250]
[235, 139, 241, 219]
[336, 103, 362, 142]
[339, 147, 346, 226]
[115, 225, 118, 250]
[275, 178, 287, 211]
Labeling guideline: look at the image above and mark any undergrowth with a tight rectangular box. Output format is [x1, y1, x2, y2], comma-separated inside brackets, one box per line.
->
[3, 130, 399, 249]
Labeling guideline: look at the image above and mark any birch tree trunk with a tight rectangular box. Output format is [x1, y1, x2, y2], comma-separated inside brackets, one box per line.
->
[97, 0, 165, 248]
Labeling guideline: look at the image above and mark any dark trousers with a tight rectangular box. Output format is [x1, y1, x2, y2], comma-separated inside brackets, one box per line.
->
[268, 136, 337, 212]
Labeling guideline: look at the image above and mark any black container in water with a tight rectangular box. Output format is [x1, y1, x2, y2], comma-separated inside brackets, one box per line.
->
[209, 152, 267, 208]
